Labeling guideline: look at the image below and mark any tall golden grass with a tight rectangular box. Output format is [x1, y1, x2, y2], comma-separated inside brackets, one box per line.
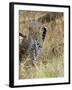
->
[19, 11, 64, 79]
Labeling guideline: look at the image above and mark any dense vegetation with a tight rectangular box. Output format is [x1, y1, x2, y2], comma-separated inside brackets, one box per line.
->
[19, 10, 64, 79]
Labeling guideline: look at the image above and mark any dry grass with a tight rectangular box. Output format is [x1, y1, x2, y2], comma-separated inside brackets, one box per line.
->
[19, 11, 64, 79]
